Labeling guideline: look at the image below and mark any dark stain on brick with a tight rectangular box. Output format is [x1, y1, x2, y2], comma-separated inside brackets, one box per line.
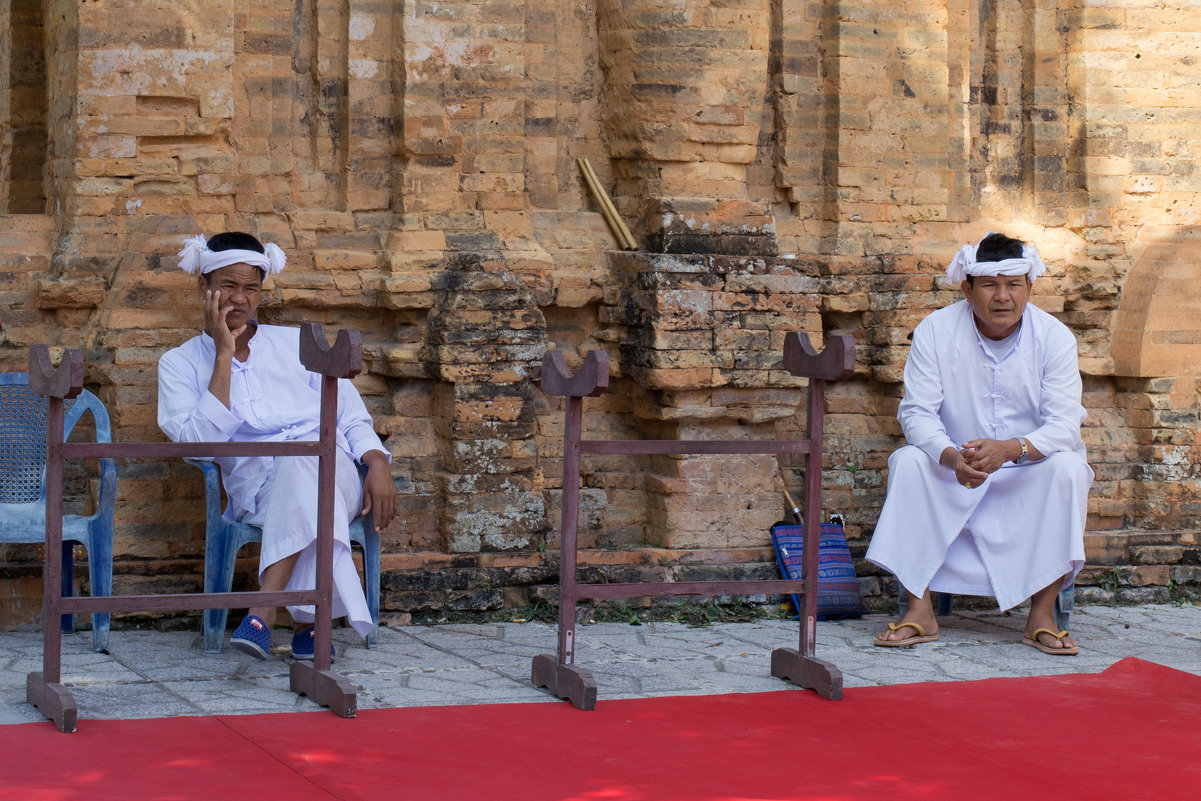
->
[975, 85, 999, 105]
[631, 83, 690, 98]
[242, 34, 291, 55]
[525, 117, 554, 135]
[444, 231, 502, 251]
[415, 155, 458, 168]
[647, 232, 778, 257]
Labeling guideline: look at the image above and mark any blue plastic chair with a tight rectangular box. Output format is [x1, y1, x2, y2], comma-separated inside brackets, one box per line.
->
[185, 458, 380, 653]
[898, 582, 1074, 630]
[0, 373, 115, 652]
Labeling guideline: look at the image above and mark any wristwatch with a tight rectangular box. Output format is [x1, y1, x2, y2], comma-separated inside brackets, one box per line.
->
[1014, 437, 1029, 464]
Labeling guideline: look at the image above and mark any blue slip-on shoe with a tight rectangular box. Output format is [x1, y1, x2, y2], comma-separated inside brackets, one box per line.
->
[291, 627, 336, 662]
[230, 614, 271, 660]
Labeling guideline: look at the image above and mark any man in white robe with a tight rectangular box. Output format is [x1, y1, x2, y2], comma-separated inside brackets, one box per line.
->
[158, 232, 396, 660]
[866, 232, 1092, 655]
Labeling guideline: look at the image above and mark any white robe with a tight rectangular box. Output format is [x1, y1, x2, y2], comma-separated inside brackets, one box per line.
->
[158, 323, 388, 637]
[865, 300, 1093, 611]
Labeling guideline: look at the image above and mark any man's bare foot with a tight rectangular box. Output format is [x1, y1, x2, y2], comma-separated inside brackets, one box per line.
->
[1020, 576, 1077, 654]
[875, 590, 940, 647]
[874, 620, 940, 647]
[1022, 619, 1078, 654]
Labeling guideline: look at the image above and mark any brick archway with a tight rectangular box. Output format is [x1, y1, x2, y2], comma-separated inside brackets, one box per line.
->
[1112, 226, 1201, 378]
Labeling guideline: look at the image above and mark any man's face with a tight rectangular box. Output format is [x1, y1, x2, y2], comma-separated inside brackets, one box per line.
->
[960, 274, 1031, 340]
[197, 263, 263, 331]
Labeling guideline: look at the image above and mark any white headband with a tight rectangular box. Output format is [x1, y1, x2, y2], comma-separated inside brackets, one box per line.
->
[177, 234, 286, 276]
[944, 235, 1047, 284]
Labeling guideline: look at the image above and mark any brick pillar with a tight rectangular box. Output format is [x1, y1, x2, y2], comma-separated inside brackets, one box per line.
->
[593, 1, 813, 546]
[44, 0, 80, 215]
[423, 252, 549, 553]
[602, 251, 820, 547]
[397, 1, 540, 218]
[597, 0, 775, 253]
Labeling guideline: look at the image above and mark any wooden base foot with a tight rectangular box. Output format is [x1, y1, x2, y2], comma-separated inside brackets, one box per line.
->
[27, 672, 77, 732]
[290, 663, 358, 718]
[532, 653, 598, 710]
[770, 649, 843, 700]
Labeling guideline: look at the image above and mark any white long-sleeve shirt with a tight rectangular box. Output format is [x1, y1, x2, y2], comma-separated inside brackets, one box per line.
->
[898, 299, 1087, 464]
[158, 324, 388, 520]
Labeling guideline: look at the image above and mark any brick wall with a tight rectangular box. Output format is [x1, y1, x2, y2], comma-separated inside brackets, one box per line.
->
[2, 0, 1201, 629]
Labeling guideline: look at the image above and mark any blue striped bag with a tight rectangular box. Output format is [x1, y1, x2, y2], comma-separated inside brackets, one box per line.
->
[770, 519, 866, 619]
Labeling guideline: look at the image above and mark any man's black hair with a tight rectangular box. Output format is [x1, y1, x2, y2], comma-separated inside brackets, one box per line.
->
[201, 232, 265, 282]
[206, 231, 265, 254]
[975, 232, 1025, 262]
[967, 232, 1027, 286]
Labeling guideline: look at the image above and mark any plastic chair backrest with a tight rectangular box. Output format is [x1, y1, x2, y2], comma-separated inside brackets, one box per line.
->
[0, 373, 112, 504]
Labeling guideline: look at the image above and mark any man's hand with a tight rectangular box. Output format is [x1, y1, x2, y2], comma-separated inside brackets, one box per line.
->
[203, 289, 245, 357]
[203, 288, 244, 409]
[940, 445, 989, 490]
[360, 450, 396, 532]
[961, 438, 1022, 475]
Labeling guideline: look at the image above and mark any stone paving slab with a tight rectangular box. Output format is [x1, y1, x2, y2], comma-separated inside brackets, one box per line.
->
[1, 603, 1198, 726]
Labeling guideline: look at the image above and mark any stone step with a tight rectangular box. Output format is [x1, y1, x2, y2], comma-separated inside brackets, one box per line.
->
[1084, 528, 1200, 567]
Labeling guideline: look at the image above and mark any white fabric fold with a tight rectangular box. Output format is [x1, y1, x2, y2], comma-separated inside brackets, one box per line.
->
[867, 446, 1091, 610]
[944, 237, 1047, 284]
[177, 234, 286, 276]
[245, 450, 373, 637]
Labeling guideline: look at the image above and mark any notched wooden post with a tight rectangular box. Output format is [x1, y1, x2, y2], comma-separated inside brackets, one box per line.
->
[27, 345, 84, 399]
[299, 322, 363, 379]
[532, 349, 608, 710]
[540, 349, 609, 398]
[294, 322, 362, 715]
[26, 345, 82, 731]
[782, 332, 855, 381]
[770, 331, 856, 701]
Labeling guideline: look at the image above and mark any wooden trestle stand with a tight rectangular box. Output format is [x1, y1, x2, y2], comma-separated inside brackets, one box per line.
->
[26, 323, 362, 732]
[532, 332, 856, 709]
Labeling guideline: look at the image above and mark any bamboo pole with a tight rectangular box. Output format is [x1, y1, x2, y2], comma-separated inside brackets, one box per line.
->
[577, 158, 637, 250]
[581, 158, 637, 250]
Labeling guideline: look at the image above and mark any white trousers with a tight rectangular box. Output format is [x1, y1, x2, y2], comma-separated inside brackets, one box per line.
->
[866, 445, 1093, 611]
[242, 450, 373, 638]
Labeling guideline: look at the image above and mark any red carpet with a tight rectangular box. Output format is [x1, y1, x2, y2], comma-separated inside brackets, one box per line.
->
[3, 657, 1200, 801]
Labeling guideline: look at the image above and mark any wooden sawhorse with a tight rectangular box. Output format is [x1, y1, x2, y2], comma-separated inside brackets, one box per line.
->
[532, 332, 855, 709]
[26, 323, 363, 732]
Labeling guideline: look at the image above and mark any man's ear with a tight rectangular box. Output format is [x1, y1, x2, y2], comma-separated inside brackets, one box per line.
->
[960, 279, 972, 299]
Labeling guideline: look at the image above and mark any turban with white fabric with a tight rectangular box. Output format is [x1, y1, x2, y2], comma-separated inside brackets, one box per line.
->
[944, 233, 1046, 285]
[177, 234, 286, 276]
